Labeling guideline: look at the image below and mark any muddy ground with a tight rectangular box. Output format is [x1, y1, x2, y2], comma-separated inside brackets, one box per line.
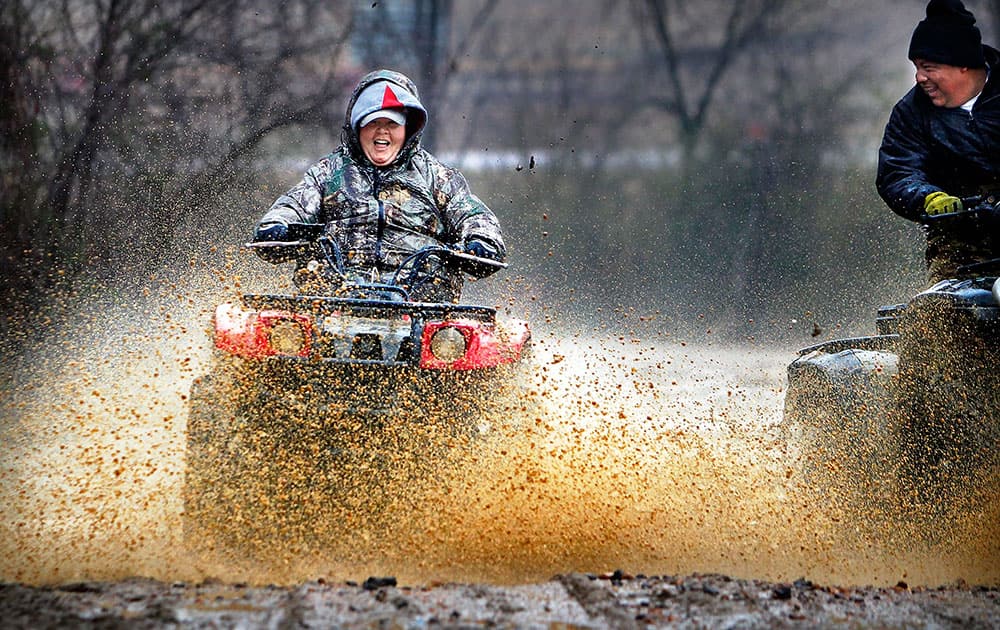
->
[2, 269, 998, 628]
[2, 571, 998, 628]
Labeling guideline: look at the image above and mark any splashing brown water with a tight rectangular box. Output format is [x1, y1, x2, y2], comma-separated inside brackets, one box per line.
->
[1, 269, 997, 588]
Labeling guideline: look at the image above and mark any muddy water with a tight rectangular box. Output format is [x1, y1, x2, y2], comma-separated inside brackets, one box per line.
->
[1, 274, 998, 589]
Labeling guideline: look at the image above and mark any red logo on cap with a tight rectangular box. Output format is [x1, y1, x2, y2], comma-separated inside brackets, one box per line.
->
[381, 85, 404, 109]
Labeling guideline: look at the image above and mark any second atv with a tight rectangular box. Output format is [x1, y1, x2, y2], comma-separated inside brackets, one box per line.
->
[782, 197, 1000, 500]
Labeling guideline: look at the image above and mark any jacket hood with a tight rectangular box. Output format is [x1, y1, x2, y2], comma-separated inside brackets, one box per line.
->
[342, 69, 428, 166]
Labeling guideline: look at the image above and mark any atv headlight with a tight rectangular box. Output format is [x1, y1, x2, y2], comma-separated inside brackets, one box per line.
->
[429, 326, 467, 361]
[269, 318, 307, 355]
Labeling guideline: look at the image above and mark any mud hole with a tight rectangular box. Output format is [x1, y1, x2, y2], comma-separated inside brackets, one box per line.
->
[1, 267, 998, 627]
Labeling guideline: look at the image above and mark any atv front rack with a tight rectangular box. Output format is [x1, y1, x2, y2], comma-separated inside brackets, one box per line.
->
[241, 293, 496, 323]
[214, 292, 529, 370]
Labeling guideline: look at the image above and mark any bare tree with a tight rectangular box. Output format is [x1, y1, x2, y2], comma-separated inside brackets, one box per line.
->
[631, 0, 792, 160]
[0, 1, 45, 239]
[1, 0, 357, 296]
[976, 0, 1000, 42]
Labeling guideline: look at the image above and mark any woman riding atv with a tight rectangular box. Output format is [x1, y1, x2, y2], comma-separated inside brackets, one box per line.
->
[253, 69, 506, 302]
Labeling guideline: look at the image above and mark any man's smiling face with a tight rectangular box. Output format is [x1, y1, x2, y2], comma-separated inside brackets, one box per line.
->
[359, 117, 405, 166]
[913, 59, 973, 108]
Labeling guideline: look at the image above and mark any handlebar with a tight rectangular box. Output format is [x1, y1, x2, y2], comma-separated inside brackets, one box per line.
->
[245, 223, 506, 280]
[391, 245, 507, 286]
[432, 246, 508, 271]
[956, 257, 1000, 276]
[246, 239, 313, 248]
[921, 193, 1000, 223]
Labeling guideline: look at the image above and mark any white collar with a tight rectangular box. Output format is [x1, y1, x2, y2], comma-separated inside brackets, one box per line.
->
[962, 66, 990, 111]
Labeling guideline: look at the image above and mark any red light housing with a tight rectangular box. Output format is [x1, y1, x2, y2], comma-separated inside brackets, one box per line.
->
[420, 318, 530, 370]
[214, 303, 313, 358]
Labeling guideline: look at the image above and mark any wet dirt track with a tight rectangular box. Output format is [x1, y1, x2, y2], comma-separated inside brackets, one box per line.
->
[1, 271, 999, 628]
[2, 573, 998, 628]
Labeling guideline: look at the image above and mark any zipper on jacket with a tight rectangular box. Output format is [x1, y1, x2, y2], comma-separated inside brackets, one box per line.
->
[376, 200, 385, 262]
[370, 169, 385, 263]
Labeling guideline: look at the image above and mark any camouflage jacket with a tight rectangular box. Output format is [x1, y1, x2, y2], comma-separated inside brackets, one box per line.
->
[258, 70, 505, 301]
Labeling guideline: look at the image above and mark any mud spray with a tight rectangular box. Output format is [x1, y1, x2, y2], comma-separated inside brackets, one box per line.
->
[1, 248, 997, 589]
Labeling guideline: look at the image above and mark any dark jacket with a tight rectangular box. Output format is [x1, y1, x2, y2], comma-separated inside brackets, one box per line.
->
[876, 45, 1000, 280]
[258, 70, 506, 301]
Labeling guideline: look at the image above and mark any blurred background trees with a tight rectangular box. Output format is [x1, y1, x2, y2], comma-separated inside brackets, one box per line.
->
[2, 0, 989, 346]
[1, 0, 357, 291]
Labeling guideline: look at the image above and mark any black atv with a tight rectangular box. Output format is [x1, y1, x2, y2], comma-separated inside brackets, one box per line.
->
[782, 197, 1000, 501]
[183, 224, 531, 554]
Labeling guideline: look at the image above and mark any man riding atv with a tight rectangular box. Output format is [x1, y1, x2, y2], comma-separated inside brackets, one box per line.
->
[876, 0, 1000, 486]
[876, 0, 1000, 283]
[254, 68, 506, 302]
[783, 0, 1000, 508]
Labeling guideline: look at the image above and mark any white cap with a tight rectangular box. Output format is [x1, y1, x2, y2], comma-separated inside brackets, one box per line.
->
[359, 108, 406, 128]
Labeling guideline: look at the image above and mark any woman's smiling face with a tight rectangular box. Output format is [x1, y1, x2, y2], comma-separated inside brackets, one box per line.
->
[359, 117, 406, 166]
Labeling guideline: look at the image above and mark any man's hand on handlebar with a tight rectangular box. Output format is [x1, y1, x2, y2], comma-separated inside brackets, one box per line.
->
[924, 191, 964, 216]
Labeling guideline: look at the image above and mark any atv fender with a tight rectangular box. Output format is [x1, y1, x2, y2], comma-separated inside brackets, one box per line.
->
[783, 345, 899, 477]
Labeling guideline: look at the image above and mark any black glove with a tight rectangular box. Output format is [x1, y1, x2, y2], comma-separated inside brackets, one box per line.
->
[464, 239, 495, 259]
[254, 222, 290, 242]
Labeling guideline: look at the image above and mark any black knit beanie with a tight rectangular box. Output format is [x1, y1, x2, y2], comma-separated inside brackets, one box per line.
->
[908, 0, 986, 68]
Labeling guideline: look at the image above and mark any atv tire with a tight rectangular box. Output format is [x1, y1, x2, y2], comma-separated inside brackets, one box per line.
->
[783, 348, 898, 491]
[182, 367, 470, 559]
[182, 373, 237, 556]
[894, 302, 1000, 502]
